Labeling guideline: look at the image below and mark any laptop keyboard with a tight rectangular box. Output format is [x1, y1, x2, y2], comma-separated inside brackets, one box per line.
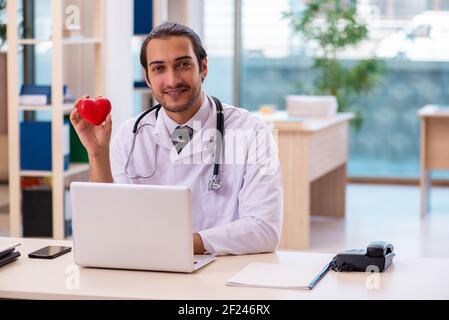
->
[194, 254, 212, 265]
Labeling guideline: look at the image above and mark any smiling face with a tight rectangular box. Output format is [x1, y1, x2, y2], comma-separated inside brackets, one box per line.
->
[145, 36, 208, 114]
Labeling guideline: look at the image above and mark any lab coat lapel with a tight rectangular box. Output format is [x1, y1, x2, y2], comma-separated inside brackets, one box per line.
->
[152, 111, 175, 151]
[176, 102, 217, 163]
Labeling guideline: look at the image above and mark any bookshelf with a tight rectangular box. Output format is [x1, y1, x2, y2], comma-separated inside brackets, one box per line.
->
[18, 104, 73, 113]
[17, 37, 102, 45]
[7, 0, 104, 239]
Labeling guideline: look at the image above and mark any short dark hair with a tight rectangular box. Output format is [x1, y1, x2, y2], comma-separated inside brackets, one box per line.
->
[140, 22, 207, 80]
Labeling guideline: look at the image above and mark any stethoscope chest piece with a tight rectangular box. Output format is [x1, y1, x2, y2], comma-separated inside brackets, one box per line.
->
[208, 174, 222, 192]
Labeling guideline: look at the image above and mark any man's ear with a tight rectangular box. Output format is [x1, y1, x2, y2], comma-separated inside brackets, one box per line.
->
[144, 70, 152, 88]
[200, 57, 208, 82]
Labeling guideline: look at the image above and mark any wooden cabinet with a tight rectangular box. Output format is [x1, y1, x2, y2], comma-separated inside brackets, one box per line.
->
[256, 112, 353, 249]
[418, 105, 449, 216]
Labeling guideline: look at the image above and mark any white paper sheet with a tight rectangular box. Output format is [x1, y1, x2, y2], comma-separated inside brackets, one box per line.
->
[226, 262, 329, 290]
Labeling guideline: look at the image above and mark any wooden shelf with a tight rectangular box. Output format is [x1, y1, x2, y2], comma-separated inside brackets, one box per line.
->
[20, 163, 90, 178]
[18, 104, 73, 114]
[17, 39, 52, 45]
[65, 163, 90, 176]
[18, 37, 103, 46]
[62, 37, 103, 45]
[7, 0, 105, 240]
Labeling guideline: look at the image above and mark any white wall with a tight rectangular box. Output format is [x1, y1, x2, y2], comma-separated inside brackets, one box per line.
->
[153, 0, 168, 26]
[102, 0, 205, 135]
[104, 0, 134, 135]
[185, 0, 204, 39]
[153, 0, 204, 39]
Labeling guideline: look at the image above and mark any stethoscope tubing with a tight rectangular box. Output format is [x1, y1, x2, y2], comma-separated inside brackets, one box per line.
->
[125, 96, 224, 191]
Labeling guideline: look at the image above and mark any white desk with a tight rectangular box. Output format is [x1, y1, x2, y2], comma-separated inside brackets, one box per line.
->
[1, 237, 449, 299]
[255, 112, 354, 249]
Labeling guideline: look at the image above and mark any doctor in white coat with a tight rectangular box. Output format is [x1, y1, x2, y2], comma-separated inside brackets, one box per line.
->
[70, 22, 283, 256]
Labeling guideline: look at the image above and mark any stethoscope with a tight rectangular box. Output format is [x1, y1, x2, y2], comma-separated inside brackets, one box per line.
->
[124, 96, 224, 192]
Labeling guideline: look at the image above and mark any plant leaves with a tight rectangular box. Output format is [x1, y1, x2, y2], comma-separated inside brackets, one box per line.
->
[283, 0, 385, 130]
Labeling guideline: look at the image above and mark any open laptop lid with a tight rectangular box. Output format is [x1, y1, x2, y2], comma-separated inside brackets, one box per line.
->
[70, 182, 195, 272]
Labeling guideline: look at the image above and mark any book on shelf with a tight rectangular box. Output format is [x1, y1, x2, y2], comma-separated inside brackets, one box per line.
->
[19, 94, 48, 106]
[20, 121, 70, 171]
[19, 84, 76, 106]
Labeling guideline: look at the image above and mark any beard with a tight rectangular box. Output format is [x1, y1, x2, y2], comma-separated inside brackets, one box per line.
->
[156, 82, 202, 113]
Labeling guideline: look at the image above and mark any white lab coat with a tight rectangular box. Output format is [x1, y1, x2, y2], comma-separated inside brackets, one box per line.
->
[109, 94, 283, 255]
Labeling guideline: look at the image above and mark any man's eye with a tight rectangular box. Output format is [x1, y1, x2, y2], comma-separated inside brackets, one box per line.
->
[152, 66, 164, 72]
[178, 62, 191, 69]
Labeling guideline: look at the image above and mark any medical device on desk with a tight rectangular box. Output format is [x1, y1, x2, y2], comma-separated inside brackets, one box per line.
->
[308, 241, 396, 289]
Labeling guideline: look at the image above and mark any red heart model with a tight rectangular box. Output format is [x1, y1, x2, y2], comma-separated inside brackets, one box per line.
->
[77, 97, 112, 126]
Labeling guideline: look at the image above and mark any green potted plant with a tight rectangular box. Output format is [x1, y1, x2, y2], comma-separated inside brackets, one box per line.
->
[284, 0, 384, 129]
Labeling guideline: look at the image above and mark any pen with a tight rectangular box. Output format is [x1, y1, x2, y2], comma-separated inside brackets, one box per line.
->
[308, 262, 331, 289]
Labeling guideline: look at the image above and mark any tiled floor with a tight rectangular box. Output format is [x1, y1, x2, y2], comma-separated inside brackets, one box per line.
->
[0, 183, 448, 258]
[309, 184, 449, 258]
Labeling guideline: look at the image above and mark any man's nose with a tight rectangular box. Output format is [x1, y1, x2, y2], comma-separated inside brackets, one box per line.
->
[165, 68, 181, 87]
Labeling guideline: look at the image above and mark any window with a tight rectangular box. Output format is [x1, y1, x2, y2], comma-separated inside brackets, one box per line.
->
[203, 0, 234, 105]
[240, 0, 292, 111]
[207, 0, 449, 179]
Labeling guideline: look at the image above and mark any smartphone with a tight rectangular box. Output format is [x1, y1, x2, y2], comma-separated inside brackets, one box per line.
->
[28, 246, 72, 259]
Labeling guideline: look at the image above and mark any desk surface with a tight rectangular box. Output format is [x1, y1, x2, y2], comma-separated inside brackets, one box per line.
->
[253, 111, 354, 133]
[418, 105, 449, 118]
[1, 237, 448, 300]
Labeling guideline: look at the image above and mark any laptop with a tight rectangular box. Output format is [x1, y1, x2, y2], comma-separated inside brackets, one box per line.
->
[70, 182, 215, 273]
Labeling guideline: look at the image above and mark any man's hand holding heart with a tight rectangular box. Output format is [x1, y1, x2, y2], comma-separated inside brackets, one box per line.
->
[70, 95, 112, 159]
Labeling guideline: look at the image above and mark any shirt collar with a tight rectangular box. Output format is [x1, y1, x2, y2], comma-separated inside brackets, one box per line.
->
[161, 91, 211, 135]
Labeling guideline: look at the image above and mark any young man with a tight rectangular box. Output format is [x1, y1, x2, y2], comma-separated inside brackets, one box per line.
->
[70, 22, 283, 256]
